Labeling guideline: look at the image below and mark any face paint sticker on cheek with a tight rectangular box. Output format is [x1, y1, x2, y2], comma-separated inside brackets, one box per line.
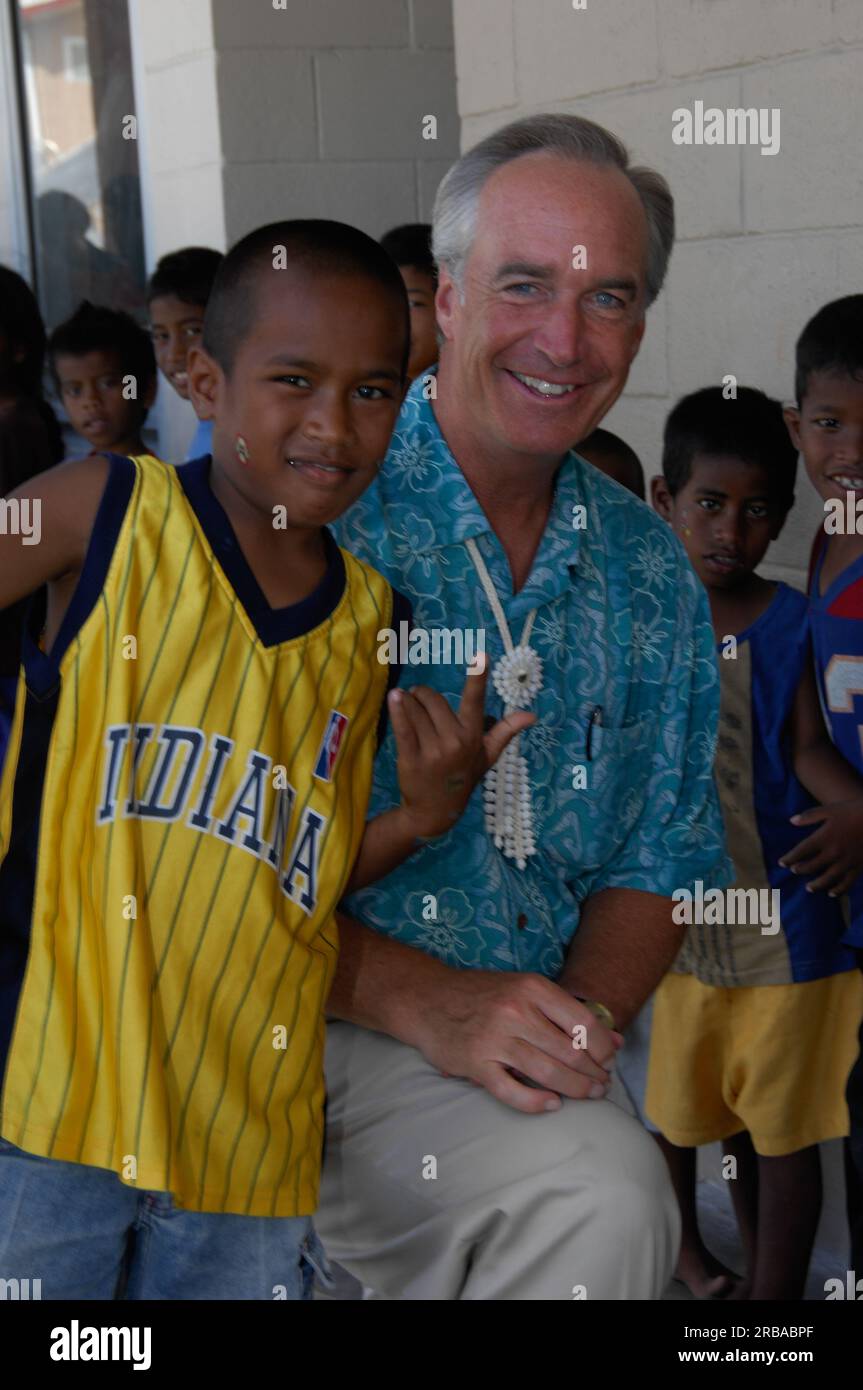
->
[235, 435, 251, 465]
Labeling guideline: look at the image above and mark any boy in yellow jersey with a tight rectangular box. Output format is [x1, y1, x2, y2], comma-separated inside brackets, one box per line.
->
[0, 220, 529, 1300]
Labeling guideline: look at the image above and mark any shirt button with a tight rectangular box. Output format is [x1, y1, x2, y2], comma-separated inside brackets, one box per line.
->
[517, 913, 528, 930]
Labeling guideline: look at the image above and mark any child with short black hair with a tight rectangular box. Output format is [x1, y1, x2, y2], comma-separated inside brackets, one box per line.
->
[146, 246, 223, 458]
[380, 223, 438, 383]
[647, 384, 863, 1300]
[48, 301, 157, 458]
[0, 219, 527, 1300]
[782, 294, 863, 1271]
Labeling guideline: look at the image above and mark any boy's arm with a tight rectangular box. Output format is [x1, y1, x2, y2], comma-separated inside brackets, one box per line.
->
[0, 454, 111, 613]
[781, 654, 863, 894]
[346, 663, 534, 892]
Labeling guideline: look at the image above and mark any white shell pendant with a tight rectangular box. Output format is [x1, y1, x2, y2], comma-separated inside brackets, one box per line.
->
[463, 537, 541, 871]
[484, 645, 542, 869]
[491, 644, 543, 709]
[483, 737, 537, 871]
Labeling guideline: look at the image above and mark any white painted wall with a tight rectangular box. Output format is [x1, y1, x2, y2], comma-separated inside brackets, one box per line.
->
[451, 0, 863, 589]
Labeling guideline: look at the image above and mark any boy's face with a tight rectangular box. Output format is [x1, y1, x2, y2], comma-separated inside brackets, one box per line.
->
[651, 452, 783, 591]
[148, 295, 206, 400]
[187, 265, 406, 529]
[784, 370, 863, 507]
[398, 265, 438, 382]
[54, 348, 151, 452]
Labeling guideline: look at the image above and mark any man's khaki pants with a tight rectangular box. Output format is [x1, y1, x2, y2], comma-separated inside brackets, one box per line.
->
[316, 1021, 680, 1300]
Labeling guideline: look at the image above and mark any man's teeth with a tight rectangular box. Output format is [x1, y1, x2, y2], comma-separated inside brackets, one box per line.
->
[833, 475, 863, 489]
[512, 371, 577, 397]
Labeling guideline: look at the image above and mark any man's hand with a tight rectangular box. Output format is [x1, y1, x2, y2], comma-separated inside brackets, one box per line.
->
[413, 966, 624, 1114]
[780, 798, 863, 896]
[389, 659, 534, 841]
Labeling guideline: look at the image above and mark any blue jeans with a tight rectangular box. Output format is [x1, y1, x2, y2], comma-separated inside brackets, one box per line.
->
[0, 1137, 333, 1300]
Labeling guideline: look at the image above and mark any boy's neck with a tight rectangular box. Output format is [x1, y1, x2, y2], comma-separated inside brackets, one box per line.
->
[208, 458, 328, 608]
[114, 435, 147, 458]
[707, 571, 776, 640]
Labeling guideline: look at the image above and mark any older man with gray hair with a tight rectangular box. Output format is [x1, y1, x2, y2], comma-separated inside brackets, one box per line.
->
[320, 113, 729, 1300]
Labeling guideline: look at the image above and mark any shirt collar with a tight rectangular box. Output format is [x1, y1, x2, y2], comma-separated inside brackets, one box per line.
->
[386, 368, 590, 576]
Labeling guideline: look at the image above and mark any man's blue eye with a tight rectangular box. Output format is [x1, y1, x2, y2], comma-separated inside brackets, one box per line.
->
[595, 292, 623, 309]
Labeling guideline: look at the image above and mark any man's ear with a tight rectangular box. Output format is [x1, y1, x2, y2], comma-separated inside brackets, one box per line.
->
[187, 343, 220, 421]
[628, 316, 646, 362]
[650, 473, 674, 520]
[783, 403, 802, 452]
[434, 266, 461, 344]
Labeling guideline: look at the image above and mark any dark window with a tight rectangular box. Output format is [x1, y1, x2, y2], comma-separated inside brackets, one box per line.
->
[13, 0, 145, 329]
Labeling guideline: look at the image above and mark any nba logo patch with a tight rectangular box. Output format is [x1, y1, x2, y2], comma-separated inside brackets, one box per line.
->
[314, 710, 349, 782]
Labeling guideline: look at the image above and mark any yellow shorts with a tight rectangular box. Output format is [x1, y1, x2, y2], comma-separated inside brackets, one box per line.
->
[645, 968, 863, 1156]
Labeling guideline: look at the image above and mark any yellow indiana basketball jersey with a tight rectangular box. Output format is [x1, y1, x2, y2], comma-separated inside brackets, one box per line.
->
[0, 452, 399, 1217]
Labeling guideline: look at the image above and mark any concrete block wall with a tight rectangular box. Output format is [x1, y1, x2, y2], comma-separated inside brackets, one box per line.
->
[129, 0, 458, 458]
[131, 0, 458, 253]
[452, 0, 863, 589]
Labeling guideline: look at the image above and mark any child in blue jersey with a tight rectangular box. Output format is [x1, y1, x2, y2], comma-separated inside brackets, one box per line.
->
[782, 295, 863, 1271]
[647, 386, 863, 1299]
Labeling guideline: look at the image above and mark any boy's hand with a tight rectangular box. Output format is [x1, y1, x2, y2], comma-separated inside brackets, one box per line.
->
[388, 658, 535, 841]
[780, 798, 863, 895]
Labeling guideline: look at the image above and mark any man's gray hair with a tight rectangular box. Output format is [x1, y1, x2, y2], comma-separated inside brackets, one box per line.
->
[431, 113, 674, 307]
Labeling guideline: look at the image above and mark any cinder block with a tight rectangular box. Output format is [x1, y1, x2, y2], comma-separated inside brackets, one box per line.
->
[224, 160, 418, 243]
[600, 395, 670, 484]
[667, 232, 863, 405]
[513, 0, 659, 103]
[742, 54, 863, 232]
[835, 0, 863, 43]
[134, 0, 214, 71]
[212, 0, 410, 50]
[148, 165, 226, 253]
[144, 56, 222, 175]
[411, 0, 454, 49]
[460, 109, 519, 152]
[418, 158, 455, 220]
[659, 0, 832, 78]
[452, 0, 516, 116]
[316, 50, 459, 160]
[557, 74, 744, 241]
[216, 51, 316, 162]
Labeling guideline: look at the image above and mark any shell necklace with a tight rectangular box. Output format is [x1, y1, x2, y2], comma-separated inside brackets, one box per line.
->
[465, 537, 542, 870]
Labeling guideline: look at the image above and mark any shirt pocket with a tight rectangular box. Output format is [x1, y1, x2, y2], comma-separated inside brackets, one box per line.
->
[572, 711, 659, 867]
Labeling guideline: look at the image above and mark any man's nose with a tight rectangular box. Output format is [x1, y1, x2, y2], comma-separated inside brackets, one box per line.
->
[532, 299, 587, 365]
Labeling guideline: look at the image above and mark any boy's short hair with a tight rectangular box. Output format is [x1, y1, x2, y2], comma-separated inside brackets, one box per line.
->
[146, 247, 224, 309]
[662, 385, 797, 514]
[202, 219, 410, 378]
[48, 301, 156, 394]
[380, 223, 437, 284]
[794, 294, 863, 404]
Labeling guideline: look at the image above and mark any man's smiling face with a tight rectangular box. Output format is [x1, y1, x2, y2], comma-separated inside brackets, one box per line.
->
[435, 152, 649, 464]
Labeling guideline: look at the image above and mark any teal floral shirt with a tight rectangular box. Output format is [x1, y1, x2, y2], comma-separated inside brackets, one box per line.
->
[333, 372, 730, 978]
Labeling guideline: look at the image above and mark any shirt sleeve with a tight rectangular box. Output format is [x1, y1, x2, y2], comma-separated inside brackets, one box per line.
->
[585, 567, 733, 899]
[375, 587, 413, 751]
